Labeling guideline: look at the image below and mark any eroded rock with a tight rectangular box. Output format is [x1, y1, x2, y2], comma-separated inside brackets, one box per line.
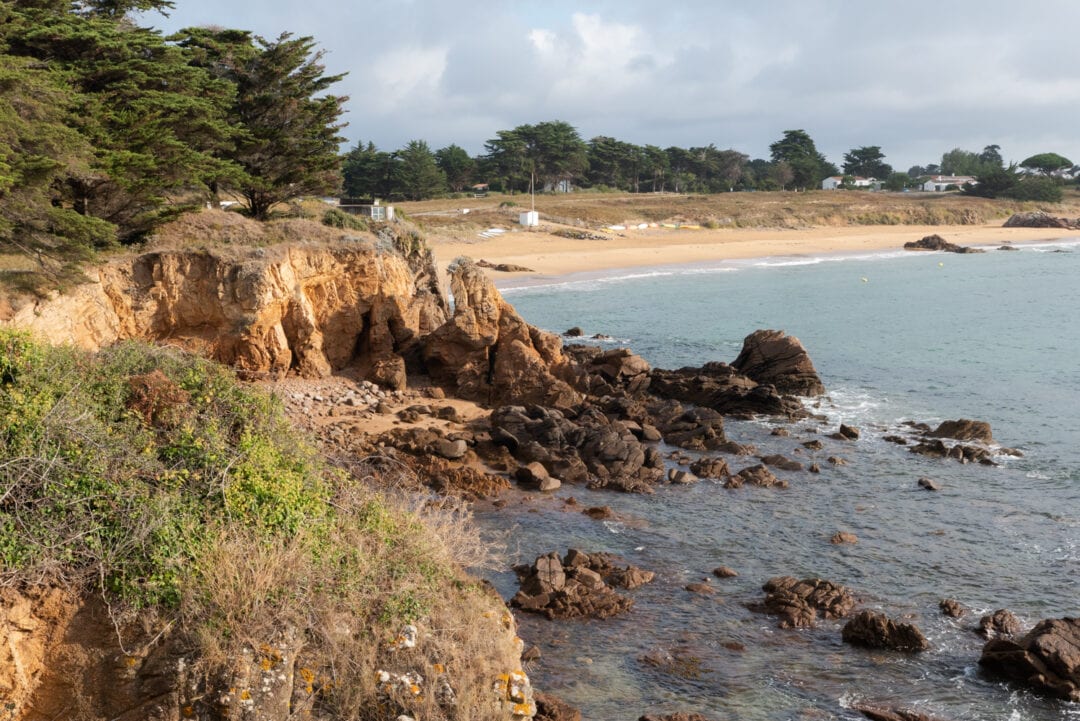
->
[842, 610, 929, 651]
[979, 616, 1080, 701]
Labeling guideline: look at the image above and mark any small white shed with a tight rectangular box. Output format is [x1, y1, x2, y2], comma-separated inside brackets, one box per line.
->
[519, 210, 539, 227]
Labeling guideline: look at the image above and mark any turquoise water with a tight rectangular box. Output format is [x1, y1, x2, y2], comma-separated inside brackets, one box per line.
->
[475, 240, 1080, 720]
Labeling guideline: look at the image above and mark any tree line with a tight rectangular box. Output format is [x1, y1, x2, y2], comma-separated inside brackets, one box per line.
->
[344, 125, 1076, 203]
[1, 0, 347, 285]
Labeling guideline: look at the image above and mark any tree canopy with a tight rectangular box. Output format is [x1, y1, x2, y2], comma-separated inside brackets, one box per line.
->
[1019, 152, 1072, 175]
[842, 146, 892, 179]
[769, 130, 836, 189]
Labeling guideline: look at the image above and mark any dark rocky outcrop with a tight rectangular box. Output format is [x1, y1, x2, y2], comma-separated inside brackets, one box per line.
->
[754, 576, 857, 628]
[909, 439, 996, 465]
[842, 610, 929, 651]
[564, 346, 652, 397]
[979, 616, 1080, 701]
[649, 402, 729, 451]
[649, 362, 799, 418]
[1003, 211, 1080, 229]
[510, 550, 654, 620]
[730, 329, 826, 397]
[904, 234, 985, 253]
[489, 405, 663, 493]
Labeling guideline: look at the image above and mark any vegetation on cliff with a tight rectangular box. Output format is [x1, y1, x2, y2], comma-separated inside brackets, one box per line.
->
[0, 330, 522, 719]
[0, 1, 346, 290]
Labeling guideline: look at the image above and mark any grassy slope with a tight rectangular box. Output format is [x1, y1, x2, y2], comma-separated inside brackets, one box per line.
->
[397, 189, 1080, 238]
[0, 331, 520, 720]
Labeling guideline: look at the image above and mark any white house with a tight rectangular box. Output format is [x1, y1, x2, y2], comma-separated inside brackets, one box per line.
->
[821, 176, 878, 190]
[922, 175, 976, 192]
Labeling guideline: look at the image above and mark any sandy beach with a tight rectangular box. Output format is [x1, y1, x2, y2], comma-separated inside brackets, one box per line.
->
[428, 223, 1080, 279]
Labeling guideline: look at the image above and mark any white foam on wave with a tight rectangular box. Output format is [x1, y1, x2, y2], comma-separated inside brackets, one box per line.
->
[499, 269, 676, 296]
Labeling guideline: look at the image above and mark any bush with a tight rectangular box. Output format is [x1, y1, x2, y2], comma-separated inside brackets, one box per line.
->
[322, 207, 369, 231]
[1005, 176, 1064, 202]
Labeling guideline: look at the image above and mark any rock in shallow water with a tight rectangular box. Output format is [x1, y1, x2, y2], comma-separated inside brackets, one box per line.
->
[979, 616, 1080, 701]
[842, 610, 929, 652]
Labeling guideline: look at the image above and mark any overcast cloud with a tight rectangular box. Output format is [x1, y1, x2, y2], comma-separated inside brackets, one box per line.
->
[144, 0, 1080, 171]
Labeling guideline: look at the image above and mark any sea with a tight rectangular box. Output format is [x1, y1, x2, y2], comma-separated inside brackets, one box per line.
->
[472, 239, 1080, 721]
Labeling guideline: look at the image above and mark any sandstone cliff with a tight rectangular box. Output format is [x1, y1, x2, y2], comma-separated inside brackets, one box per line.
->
[5, 236, 448, 389]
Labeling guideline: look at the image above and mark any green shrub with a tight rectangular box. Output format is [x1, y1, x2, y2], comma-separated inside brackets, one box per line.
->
[321, 207, 369, 231]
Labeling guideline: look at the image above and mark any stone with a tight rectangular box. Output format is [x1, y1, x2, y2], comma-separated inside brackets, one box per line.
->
[564, 327, 584, 337]
[532, 554, 566, 594]
[668, 469, 699, 485]
[434, 438, 468, 460]
[1002, 211, 1080, 229]
[712, 566, 738, 579]
[842, 610, 929, 651]
[535, 691, 582, 721]
[684, 582, 714, 595]
[979, 616, 1080, 701]
[639, 713, 714, 721]
[904, 234, 984, 253]
[918, 477, 941, 491]
[928, 418, 994, 443]
[689, 457, 729, 479]
[730, 329, 826, 396]
[538, 477, 561, 492]
[515, 461, 549, 485]
[759, 454, 803, 472]
[854, 703, 949, 721]
[726, 464, 787, 489]
[939, 598, 965, 618]
[583, 506, 614, 520]
[831, 531, 858, 545]
[756, 576, 856, 628]
[838, 423, 860, 440]
[979, 609, 1023, 639]
[802, 439, 824, 450]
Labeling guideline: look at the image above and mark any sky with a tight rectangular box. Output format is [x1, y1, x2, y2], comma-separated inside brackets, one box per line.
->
[142, 0, 1080, 172]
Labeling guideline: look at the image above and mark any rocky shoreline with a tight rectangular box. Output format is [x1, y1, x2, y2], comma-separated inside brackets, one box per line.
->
[262, 257, 1075, 719]
[4, 226, 1077, 719]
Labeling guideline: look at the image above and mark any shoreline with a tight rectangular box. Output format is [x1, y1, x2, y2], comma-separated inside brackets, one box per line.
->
[428, 223, 1080, 285]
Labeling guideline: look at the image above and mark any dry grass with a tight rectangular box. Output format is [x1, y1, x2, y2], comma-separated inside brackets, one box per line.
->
[399, 189, 1080, 234]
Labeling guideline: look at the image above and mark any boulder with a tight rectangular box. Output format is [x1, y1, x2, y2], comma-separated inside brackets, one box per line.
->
[639, 714, 714, 721]
[511, 550, 654, 620]
[759, 454, 803, 472]
[903, 234, 984, 253]
[978, 609, 1023, 639]
[434, 438, 468, 460]
[1003, 211, 1080, 229]
[939, 599, 965, 618]
[730, 329, 826, 397]
[725, 464, 787, 489]
[918, 477, 941, 491]
[422, 259, 579, 407]
[756, 576, 856, 628]
[563, 327, 584, 337]
[689, 457, 730, 479]
[489, 405, 663, 493]
[712, 566, 738, 579]
[854, 704, 950, 721]
[535, 692, 582, 721]
[667, 469, 699, 485]
[830, 531, 858, 545]
[842, 610, 929, 651]
[648, 401, 729, 451]
[927, 419, 994, 443]
[979, 616, 1080, 701]
[649, 362, 805, 418]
